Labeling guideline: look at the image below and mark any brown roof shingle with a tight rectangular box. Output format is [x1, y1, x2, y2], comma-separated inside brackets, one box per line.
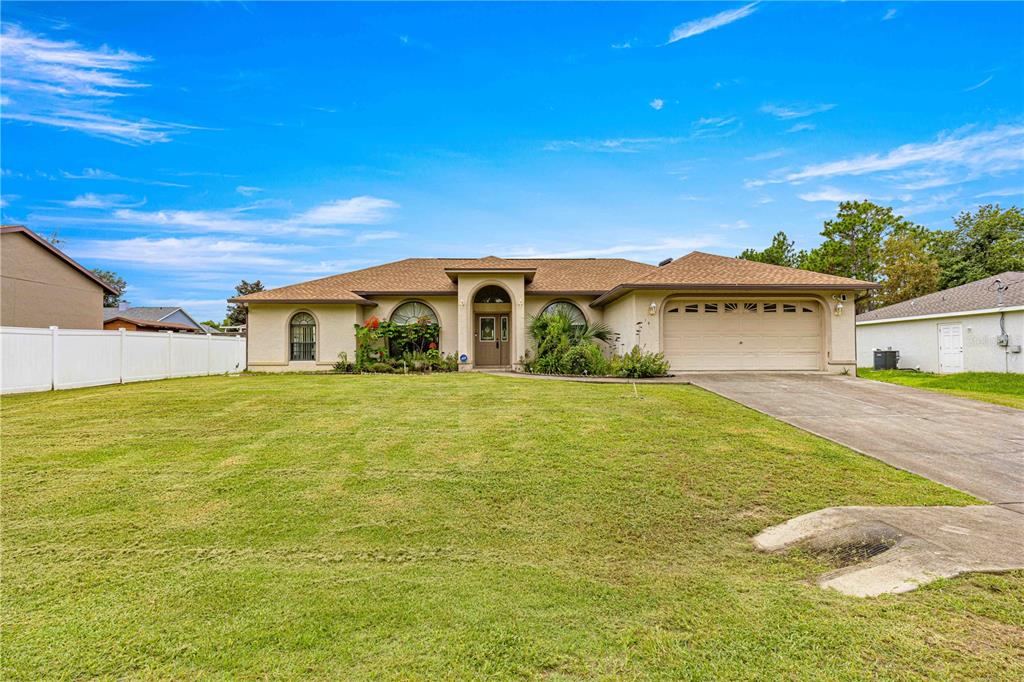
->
[857, 272, 1024, 322]
[230, 252, 875, 305]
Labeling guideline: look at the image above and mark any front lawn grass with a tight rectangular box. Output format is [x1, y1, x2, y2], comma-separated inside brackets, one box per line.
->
[3, 374, 1022, 679]
[859, 369, 1024, 409]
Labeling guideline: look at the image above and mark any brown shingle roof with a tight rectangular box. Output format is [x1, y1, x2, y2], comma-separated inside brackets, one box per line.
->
[230, 252, 874, 305]
[857, 272, 1024, 322]
[591, 252, 877, 305]
[231, 257, 659, 302]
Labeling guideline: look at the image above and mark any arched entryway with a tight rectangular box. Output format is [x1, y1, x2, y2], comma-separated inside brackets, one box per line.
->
[472, 284, 512, 367]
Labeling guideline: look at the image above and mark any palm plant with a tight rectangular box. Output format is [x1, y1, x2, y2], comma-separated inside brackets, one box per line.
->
[527, 309, 613, 353]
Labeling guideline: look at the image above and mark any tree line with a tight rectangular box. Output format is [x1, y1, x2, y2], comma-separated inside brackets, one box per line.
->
[738, 202, 1024, 312]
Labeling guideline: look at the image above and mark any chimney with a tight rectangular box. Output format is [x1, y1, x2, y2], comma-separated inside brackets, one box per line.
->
[118, 301, 129, 312]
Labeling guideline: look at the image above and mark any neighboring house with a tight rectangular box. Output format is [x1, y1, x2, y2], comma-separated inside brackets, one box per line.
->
[857, 272, 1023, 374]
[102, 305, 205, 333]
[1, 224, 119, 329]
[102, 315, 202, 333]
[230, 252, 873, 373]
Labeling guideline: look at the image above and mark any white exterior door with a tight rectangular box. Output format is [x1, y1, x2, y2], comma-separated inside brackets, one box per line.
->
[937, 323, 964, 373]
[662, 300, 822, 371]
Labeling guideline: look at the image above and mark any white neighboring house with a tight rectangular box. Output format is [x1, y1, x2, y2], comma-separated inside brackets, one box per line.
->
[857, 272, 1023, 374]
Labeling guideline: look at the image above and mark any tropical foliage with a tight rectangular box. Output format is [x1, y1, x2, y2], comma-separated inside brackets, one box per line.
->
[523, 309, 669, 377]
[351, 316, 454, 372]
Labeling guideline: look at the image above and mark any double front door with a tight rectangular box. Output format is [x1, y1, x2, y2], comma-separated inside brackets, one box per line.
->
[474, 313, 510, 367]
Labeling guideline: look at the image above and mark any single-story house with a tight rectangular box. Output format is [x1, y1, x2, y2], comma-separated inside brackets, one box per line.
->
[857, 272, 1023, 374]
[230, 251, 873, 373]
[102, 305, 205, 333]
[1, 224, 120, 330]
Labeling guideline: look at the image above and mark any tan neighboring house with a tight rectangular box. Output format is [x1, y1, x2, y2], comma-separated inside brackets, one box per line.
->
[231, 252, 875, 374]
[1, 224, 118, 329]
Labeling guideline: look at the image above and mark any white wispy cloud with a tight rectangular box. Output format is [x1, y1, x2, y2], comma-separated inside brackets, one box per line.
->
[0, 194, 16, 208]
[649, 98, 664, 111]
[0, 22, 197, 144]
[666, 3, 758, 44]
[59, 193, 145, 209]
[292, 196, 398, 225]
[797, 186, 909, 203]
[611, 40, 633, 50]
[783, 124, 1024, 183]
[963, 75, 994, 92]
[745, 148, 787, 161]
[72, 236, 307, 269]
[691, 116, 741, 138]
[787, 122, 816, 133]
[882, 9, 897, 21]
[235, 185, 264, 197]
[975, 187, 1023, 198]
[60, 167, 189, 188]
[718, 220, 749, 230]
[760, 103, 835, 119]
[44, 196, 401, 238]
[543, 137, 682, 153]
[896, 191, 961, 217]
[354, 230, 401, 244]
[507, 236, 719, 260]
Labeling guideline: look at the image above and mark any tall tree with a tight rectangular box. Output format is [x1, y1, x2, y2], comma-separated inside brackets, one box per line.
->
[90, 268, 127, 307]
[225, 279, 264, 327]
[929, 204, 1024, 289]
[876, 230, 941, 307]
[738, 231, 803, 267]
[800, 201, 919, 311]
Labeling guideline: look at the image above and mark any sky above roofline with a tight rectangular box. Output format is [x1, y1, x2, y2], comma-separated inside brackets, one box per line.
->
[1, 2, 1021, 321]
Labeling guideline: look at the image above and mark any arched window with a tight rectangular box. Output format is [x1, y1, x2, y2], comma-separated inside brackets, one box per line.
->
[289, 312, 316, 361]
[390, 301, 439, 326]
[474, 285, 509, 303]
[541, 301, 586, 327]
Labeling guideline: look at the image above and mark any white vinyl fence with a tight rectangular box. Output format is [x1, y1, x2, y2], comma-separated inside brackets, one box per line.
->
[1, 326, 246, 394]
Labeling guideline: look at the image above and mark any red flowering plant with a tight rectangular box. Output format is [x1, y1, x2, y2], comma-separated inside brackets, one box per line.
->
[364, 316, 381, 330]
[428, 341, 438, 350]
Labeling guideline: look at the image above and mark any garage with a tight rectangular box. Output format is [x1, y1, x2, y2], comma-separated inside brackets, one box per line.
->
[662, 300, 823, 371]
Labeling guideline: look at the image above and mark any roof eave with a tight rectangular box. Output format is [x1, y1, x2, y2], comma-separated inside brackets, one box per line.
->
[591, 282, 877, 307]
[229, 298, 377, 306]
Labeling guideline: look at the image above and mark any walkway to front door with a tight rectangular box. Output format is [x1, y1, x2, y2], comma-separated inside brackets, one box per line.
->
[475, 313, 510, 367]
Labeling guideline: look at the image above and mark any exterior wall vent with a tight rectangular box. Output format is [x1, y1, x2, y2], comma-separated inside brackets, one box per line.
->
[657, 257, 673, 267]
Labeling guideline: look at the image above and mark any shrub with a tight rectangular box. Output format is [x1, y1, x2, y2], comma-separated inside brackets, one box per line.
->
[366, 362, 394, 374]
[526, 310, 614, 376]
[560, 342, 610, 376]
[613, 347, 670, 378]
[332, 351, 355, 373]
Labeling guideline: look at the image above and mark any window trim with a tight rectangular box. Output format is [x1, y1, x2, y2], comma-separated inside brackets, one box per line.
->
[389, 299, 440, 326]
[288, 311, 317, 362]
[540, 299, 587, 327]
[479, 316, 496, 342]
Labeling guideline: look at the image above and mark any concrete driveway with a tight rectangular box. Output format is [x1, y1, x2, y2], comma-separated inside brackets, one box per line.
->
[684, 373, 1024, 506]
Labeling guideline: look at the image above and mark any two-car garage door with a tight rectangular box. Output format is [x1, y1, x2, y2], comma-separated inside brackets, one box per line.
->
[662, 300, 822, 371]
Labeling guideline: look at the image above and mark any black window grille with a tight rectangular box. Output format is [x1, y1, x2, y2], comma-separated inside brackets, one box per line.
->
[290, 313, 316, 361]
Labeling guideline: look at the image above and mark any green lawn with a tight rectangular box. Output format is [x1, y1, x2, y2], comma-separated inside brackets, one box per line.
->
[3, 374, 1022, 679]
[859, 369, 1024, 410]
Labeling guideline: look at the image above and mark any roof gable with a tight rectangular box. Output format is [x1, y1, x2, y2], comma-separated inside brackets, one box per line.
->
[632, 252, 876, 288]
[1, 224, 119, 295]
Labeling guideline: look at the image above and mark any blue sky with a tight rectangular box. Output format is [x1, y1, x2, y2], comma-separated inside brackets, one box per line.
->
[1, 2, 1022, 322]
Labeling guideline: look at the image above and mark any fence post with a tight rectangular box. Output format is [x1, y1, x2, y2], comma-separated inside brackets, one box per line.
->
[49, 326, 59, 390]
[206, 333, 212, 376]
[119, 328, 127, 384]
[166, 331, 173, 379]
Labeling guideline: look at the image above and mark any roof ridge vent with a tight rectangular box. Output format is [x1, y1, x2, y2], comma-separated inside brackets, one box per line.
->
[657, 257, 673, 267]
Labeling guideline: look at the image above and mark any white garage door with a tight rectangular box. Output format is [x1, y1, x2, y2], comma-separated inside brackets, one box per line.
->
[663, 300, 822, 371]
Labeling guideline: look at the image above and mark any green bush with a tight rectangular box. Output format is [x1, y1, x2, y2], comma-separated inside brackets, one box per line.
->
[612, 347, 670, 378]
[560, 342, 610, 376]
[366, 362, 395, 374]
[332, 351, 355, 373]
[525, 310, 614, 376]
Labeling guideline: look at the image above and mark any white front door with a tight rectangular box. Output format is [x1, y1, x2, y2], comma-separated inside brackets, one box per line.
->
[937, 323, 964, 373]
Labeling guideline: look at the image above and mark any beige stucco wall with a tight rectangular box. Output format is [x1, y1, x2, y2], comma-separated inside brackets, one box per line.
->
[601, 288, 857, 373]
[0, 232, 106, 329]
[362, 296, 459, 356]
[246, 303, 361, 372]
[456, 274, 527, 369]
